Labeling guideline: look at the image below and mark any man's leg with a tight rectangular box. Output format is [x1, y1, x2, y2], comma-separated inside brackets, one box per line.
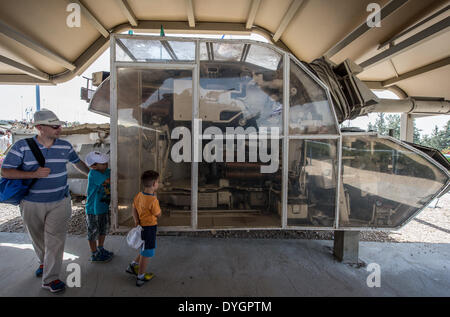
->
[42, 196, 72, 284]
[20, 200, 46, 265]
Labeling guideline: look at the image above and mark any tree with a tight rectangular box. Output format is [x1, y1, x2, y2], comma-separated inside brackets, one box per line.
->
[417, 120, 450, 151]
[346, 114, 448, 151]
[368, 114, 446, 147]
[371, 113, 401, 138]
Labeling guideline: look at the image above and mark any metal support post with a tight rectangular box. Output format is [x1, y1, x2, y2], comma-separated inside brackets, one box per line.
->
[400, 113, 414, 142]
[333, 230, 360, 263]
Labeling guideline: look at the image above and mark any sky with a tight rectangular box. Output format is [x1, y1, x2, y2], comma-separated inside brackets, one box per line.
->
[0, 33, 448, 136]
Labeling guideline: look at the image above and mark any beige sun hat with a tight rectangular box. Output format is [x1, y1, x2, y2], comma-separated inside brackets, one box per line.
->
[33, 108, 65, 126]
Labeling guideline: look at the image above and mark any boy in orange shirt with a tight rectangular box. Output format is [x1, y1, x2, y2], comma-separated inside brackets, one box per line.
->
[126, 170, 161, 287]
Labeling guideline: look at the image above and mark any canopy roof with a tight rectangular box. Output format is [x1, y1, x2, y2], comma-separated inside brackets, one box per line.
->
[0, 0, 448, 100]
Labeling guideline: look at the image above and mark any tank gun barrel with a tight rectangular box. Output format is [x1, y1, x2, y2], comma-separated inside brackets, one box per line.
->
[359, 97, 450, 116]
[307, 57, 450, 122]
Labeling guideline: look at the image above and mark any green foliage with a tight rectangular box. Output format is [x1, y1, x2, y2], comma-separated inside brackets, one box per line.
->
[417, 120, 450, 150]
[369, 115, 450, 151]
[371, 113, 403, 139]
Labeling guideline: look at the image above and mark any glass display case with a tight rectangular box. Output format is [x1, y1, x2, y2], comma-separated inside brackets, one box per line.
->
[90, 34, 449, 232]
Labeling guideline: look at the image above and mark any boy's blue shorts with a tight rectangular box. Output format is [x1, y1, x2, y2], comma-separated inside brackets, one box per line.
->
[140, 225, 157, 257]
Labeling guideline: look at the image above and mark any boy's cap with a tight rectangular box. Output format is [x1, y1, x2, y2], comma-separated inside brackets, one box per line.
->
[85, 151, 109, 167]
[33, 108, 65, 126]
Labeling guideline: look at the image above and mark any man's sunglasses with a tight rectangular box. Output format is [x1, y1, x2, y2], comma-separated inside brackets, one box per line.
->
[41, 124, 61, 129]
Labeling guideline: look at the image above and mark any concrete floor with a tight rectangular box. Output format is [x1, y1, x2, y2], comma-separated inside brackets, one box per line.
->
[0, 232, 449, 297]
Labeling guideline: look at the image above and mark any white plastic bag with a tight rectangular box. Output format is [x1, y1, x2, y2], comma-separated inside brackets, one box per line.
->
[126, 225, 143, 249]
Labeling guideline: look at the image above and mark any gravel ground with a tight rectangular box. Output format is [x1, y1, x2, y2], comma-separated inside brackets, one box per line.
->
[1, 193, 449, 243]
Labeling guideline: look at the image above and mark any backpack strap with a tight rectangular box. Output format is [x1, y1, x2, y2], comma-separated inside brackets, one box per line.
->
[24, 138, 46, 194]
[25, 138, 45, 167]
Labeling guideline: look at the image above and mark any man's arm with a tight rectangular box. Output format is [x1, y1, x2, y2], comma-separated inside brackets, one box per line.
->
[73, 160, 90, 176]
[1, 167, 50, 179]
[1, 140, 50, 179]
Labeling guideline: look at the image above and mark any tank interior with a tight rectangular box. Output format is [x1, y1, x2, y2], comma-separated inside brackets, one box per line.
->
[100, 35, 449, 231]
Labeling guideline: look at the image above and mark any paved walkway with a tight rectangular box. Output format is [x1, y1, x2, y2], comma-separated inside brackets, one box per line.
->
[0, 232, 449, 297]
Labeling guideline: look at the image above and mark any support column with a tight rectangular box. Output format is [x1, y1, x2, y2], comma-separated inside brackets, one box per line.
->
[333, 231, 359, 263]
[400, 113, 414, 142]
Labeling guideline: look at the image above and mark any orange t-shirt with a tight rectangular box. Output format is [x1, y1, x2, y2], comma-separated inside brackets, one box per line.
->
[133, 192, 162, 226]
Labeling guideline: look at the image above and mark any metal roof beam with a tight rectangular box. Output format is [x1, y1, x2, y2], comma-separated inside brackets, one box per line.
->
[186, 0, 195, 28]
[73, 0, 109, 38]
[0, 20, 76, 71]
[0, 74, 54, 85]
[379, 4, 449, 50]
[359, 16, 450, 69]
[246, 0, 261, 29]
[273, 0, 304, 42]
[324, 0, 409, 59]
[362, 81, 384, 89]
[382, 56, 450, 87]
[133, 21, 251, 35]
[115, 0, 138, 27]
[0, 55, 50, 81]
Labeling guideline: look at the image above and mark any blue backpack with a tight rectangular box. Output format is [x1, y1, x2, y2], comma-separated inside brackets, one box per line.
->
[0, 138, 45, 205]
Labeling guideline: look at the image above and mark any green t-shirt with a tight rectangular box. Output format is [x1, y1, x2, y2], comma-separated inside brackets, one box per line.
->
[85, 168, 111, 215]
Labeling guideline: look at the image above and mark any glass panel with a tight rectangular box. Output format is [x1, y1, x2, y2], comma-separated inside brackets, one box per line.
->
[289, 60, 338, 135]
[168, 41, 196, 60]
[199, 56, 283, 132]
[287, 139, 338, 227]
[116, 38, 195, 62]
[196, 55, 284, 229]
[116, 42, 133, 62]
[246, 44, 281, 71]
[200, 42, 245, 61]
[117, 68, 193, 227]
[339, 135, 449, 228]
[196, 136, 283, 229]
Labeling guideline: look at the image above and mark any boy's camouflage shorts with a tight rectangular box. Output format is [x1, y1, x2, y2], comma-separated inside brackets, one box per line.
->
[85, 212, 110, 241]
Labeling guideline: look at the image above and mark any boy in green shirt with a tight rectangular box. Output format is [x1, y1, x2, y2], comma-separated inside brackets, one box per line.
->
[85, 151, 114, 262]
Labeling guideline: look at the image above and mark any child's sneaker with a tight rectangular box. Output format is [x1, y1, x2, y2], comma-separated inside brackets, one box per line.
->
[90, 251, 112, 263]
[126, 263, 139, 275]
[35, 264, 43, 277]
[98, 247, 114, 257]
[136, 273, 154, 287]
[42, 280, 65, 293]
